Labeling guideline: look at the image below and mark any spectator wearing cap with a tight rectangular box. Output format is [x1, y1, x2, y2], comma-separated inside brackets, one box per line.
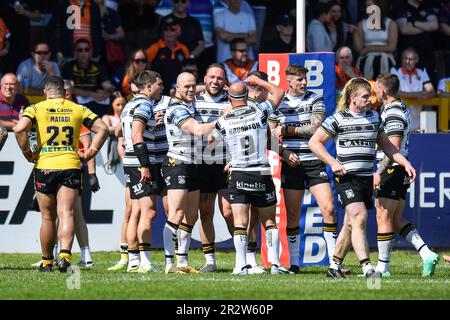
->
[223, 38, 258, 84]
[0, 73, 29, 131]
[214, 0, 257, 63]
[260, 13, 295, 53]
[164, 0, 205, 61]
[145, 16, 189, 95]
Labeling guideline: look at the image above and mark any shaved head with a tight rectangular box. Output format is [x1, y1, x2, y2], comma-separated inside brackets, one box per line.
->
[229, 82, 247, 98]
[177, 72, 196, 87]
[228, 82, 248, 107]
[176, 72, 197, 103]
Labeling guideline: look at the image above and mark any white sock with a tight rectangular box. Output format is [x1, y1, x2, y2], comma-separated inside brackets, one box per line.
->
[330, 256, 341, 271]
[362, 261, 373, 275]
[376, 233, 394, 273]
[402, 225, 433, 261]
[246, 252, 257, 266]
[233, 227, 247, 270]
[139, 243, 151, 268]
[53, 244, 58, 260]
[163, 222, 178, 265]
[266, 227, 280, 266]
[202, 243, 216, 265]
[323, 223, 338, 261]
[287, 227, 300, 266]
[80, 246, 92, 263]
[247, 242, 258, 266]
[128, 249, 140, 268]
[177, 223, 193, 267]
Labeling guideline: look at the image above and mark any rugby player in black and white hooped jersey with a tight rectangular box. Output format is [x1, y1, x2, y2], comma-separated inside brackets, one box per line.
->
[268, 64, 338, 274]
[195, 63, 233, 273]
[162, 72, 218, 274]
[208, 76, 293, 275]
[309, 77, 416, 279]
[373, 74, 439, 277]
[120, 70, 164, 273]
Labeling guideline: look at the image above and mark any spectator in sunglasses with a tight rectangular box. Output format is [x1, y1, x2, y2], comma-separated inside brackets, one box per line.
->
[223, 38, 257, 84]
[145, 16, 189, 95]
[16, 42, 61, 95]
[62, 39, 114, 117]
[115, 48, 150, 97]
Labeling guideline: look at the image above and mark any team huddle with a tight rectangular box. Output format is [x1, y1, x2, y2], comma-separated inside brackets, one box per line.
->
[12, 63, 440, 278]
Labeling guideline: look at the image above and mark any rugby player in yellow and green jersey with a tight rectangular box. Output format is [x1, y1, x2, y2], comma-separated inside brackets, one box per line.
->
[14, 76, 109, 273]
[22, 97, 98, 169]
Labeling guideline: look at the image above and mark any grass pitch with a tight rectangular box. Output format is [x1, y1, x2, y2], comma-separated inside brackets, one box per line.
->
[0, 250, 449, 300]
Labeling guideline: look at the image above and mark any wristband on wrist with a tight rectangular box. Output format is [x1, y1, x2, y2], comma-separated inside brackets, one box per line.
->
[133, 142, 150, 167]
[90, 146, 98, 152]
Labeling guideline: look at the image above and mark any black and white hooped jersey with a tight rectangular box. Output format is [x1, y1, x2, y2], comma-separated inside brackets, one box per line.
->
[148, 95, 170, 164]
[164, 97, 197, 163]
[211, 100, 275, 173]
[321, 108, 384, 177]
[376, 99, 410, 164]
[268, 91, 326, 161]
[195, 91, 229, 164]
[120, 94, 155, 167]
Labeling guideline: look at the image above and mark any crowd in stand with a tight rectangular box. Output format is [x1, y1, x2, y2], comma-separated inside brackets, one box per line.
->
[0, 0, 450, 132]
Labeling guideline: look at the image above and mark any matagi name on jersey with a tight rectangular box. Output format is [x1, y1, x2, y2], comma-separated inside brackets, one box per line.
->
[228, 122, 261, 134]
[339, 139, 376, 147]
[50, 116, 70, 122]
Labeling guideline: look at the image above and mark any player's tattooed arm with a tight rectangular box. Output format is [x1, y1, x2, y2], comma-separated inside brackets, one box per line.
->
[376, 155, 393, 175]
[285, 113, 325, 138]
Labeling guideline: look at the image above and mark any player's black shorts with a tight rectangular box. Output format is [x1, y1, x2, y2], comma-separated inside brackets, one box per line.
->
[161, 157, 199, 192]
[334, 174, 373, 209]
[198, 163, 228, 193]
[124, 164, 166, 199]
[124, 166, 151, 199]
[375, 165, 410, 200]
[281, 159, 330, 190]
[228, 170, 277, 208]
[34, 168, 81, 194]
